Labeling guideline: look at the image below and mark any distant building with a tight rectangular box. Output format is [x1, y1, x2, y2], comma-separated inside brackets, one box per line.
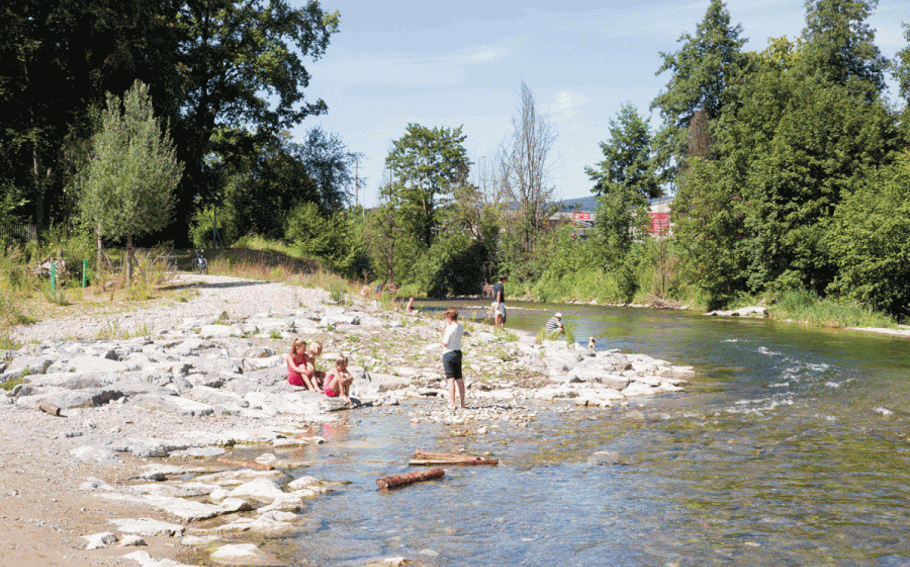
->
[549, 196, 674, 236]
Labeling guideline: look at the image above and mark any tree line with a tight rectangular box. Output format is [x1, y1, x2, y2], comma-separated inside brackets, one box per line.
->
[4, 0, 910, 319]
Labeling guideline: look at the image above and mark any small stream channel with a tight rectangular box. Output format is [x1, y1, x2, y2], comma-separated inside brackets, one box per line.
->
[273, 301, 910, 566]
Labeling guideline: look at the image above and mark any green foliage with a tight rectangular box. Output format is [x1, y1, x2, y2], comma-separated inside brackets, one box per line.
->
[738, 75, 896, 293]
[285, 205, 368, 279]
[384, 123, 470, 248]
[586, 103, 659, 199]
[410, 234, 486, 298]
[563, 323, 575, 345]
[671, 157, 747, 306]
[363, 202, 422, 285]
[651, 0, 746, 168]
[594, 184, 650, 272]
[771, 289, 892, 328]
[892, 23, 910, 105]
[799, 0, 887, 98]
[191, 206, 239, 249]
[1, 377, 26, 391]
[826, 151, 910, 317]
[79, 80, 182, 244]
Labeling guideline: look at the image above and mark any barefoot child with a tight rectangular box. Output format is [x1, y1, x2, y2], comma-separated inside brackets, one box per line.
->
[439, 307, 466, 410]
[286, 338, 319, 392]
[324, 355, 353, 403]
[306, 342, 325, 392]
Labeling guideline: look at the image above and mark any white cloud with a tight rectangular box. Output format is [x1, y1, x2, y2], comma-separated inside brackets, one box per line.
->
[468, 50, 501, 61]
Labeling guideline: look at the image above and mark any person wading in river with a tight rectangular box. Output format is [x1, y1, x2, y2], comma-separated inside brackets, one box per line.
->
[439, 307, 467, 410]
[492, 274, 507, 330]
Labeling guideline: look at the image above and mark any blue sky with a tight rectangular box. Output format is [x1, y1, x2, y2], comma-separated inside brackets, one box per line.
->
[293, 0, 910, 208]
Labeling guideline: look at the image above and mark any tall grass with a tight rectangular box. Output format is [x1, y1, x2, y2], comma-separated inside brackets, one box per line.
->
[770, 290, 893, 329]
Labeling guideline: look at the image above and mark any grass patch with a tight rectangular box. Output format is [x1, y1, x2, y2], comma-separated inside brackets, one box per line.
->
[0, 376, 26, 391]
[769, 290, 894, 329]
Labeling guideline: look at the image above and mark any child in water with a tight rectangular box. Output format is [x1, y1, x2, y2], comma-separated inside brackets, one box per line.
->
[286, 338, 319, 392]
[324, 355, 353, 403]
[306, 342, 325, 392]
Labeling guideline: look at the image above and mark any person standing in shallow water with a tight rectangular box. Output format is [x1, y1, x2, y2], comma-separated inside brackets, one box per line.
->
[492, 274, 507, 330]
[439, 307, 466, 410]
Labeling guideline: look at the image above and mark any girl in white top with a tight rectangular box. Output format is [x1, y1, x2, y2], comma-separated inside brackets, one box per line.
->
[439, 307, 466, 409]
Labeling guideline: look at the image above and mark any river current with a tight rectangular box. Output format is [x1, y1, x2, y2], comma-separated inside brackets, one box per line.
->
[277, 301, 910, 566]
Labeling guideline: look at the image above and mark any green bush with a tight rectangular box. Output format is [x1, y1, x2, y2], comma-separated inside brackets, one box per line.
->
[410, 234, 486, 298]
[826, 151, 910, 318]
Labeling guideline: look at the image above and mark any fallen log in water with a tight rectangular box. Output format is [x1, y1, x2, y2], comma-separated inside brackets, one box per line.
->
[216, 457, 274, 471]
[410, 449, 498, 466]
[376, 468, 445, 490]
[38, 401, 61, 416]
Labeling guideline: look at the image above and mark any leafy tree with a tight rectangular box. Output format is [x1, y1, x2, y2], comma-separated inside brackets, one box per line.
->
[225, 127, 356, 239]
[893, 23, 910, 104]
[79, 80, 183, 284]
[670, 157, 748, 305]
[799, 0, 887, 98]
[0, 0, 183, 231]
[650, 0, 746, 169]
[826, 151, 910, 316]
[384, 123, 470, 248]
[593, 183, 650, 273]
[586, 103, 659, 199]
[739, 76, 896, 293]
[0, 0, 339, 245]
[285, 203, 368, 277]
[411, 233, 487, 298]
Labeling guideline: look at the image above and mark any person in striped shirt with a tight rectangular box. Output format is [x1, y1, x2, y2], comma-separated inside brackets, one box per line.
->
[544, 312, 564, 337]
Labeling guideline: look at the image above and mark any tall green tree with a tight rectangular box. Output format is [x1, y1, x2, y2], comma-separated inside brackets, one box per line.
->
[0, 0, 339, 245]
[799, 0, 887, 98]
[893, 23, 910, 104]
[0, 0, 183, 231]
[384, 123, 470, 248]
[169, 0, 340, 244]
[827, 150, 910, 316]
[79, 80, 183, 284]
[650, 0, 746, 172]
[586, 103, 659, 199]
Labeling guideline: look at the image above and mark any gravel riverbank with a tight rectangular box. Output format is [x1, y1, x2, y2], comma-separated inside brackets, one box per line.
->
[1, 274, 695, 566]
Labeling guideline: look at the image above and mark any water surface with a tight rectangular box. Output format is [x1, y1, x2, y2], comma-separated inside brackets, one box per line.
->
[281, 301, 910, 566]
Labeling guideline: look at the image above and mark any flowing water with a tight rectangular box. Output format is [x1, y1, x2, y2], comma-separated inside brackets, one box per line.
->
[277, 301, 910, 566]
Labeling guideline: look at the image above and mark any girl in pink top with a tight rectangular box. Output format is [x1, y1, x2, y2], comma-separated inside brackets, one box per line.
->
[286, 338, 319, 392]
[324, 355, 353, 403]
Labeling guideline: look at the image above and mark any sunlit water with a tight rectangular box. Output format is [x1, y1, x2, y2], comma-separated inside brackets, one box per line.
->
[268, 301, 910, 566]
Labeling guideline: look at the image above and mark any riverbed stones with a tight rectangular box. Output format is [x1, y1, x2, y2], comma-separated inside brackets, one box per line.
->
[2, 275, 699, 567]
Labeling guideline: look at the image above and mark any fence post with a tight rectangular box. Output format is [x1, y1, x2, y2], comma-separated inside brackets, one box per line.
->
[83, 259, 88, 288]
[51, 264, 56, 293]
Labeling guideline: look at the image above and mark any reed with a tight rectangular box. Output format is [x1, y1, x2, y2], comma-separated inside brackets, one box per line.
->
[770, 290, 893, 329]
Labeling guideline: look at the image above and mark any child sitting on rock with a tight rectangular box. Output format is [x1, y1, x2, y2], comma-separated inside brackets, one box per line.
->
[324, 355, 353, 403]
[306, 342, 326, 391]
[286, 338, 319, 392]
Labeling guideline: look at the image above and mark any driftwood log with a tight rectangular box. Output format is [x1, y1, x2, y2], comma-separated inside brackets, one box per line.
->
[376, 468, 445, 490]
[216, 457, 274, 471]
[38, 401, 61, 416]
[409, 449, 498, 466]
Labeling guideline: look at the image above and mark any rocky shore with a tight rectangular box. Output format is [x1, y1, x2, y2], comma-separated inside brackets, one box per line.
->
[0, 274, 694, 567]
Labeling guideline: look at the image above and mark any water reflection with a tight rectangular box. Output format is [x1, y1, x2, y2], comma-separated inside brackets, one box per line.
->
[284, 301, 910, 566]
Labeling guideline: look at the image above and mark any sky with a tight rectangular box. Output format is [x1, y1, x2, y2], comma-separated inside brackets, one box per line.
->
[290, 0, 910, 208]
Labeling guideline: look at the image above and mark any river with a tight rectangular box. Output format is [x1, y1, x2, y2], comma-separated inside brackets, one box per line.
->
[276, 301, 910, 566]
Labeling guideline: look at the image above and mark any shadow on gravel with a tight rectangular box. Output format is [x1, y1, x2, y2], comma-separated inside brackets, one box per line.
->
[161, 279, 276, 291]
